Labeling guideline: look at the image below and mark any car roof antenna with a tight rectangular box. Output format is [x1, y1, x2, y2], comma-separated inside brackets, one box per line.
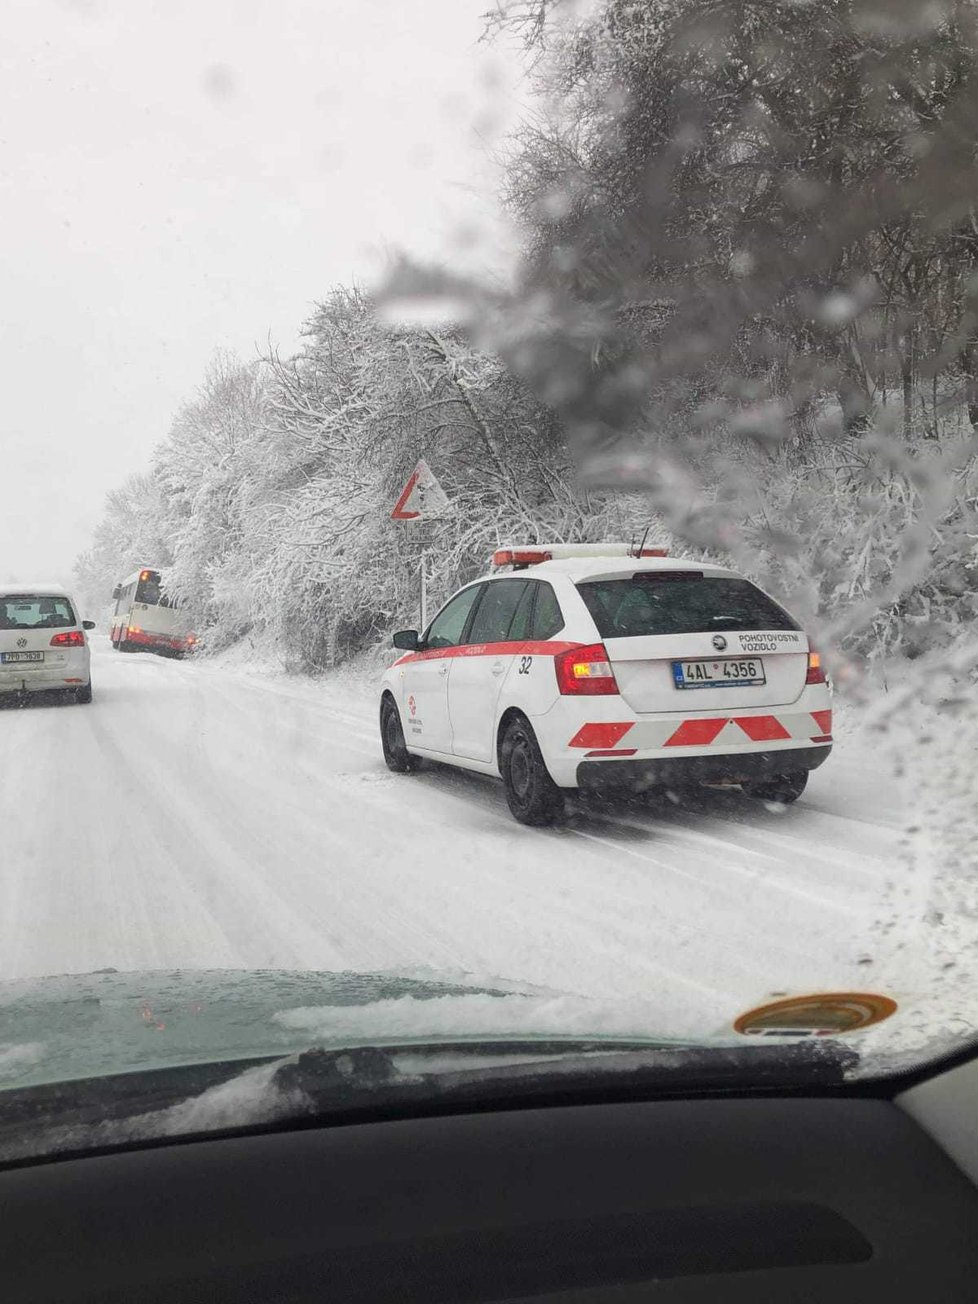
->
[631, 525, 652, 558]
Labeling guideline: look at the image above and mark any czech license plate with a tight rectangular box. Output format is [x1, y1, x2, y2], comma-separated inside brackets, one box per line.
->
[1, 651, 43, 663]
[673, 658, 765, 688]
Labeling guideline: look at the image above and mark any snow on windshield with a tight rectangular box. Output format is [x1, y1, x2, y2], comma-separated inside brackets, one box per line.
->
[1, 0, 977, 1113]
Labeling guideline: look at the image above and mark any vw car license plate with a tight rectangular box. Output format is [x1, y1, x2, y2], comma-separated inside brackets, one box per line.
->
[1, 651, 43, 663]
[673, 658, 765, 688]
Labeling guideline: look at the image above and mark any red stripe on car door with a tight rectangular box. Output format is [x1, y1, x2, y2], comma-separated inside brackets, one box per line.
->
[395, 640, 582, 666]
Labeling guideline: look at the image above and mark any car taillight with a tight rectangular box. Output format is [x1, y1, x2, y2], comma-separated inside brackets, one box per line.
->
[554, 643, 620, 695]
[50, 630, 85, 647]
[805, 649, 826, 685]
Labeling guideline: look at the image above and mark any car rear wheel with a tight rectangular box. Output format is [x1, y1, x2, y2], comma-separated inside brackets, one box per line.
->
[380, 696, 419, 774]
[500, 715, 565, 826]
[742, 770, 807, 804]
[75, 681, 93, 704]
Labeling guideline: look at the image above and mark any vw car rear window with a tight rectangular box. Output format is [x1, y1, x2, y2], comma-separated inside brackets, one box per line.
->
[0, 595, 76, 630]
[577, 575, 800, 639]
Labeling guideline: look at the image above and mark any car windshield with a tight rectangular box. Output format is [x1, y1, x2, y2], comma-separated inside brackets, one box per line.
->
[2, 0, 978, 1160]
[578, 576, 800, 639]
[0, 596, 75, 630]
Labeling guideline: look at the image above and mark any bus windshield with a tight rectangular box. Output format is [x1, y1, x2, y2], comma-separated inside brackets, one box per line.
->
[135, 574, 162, 606]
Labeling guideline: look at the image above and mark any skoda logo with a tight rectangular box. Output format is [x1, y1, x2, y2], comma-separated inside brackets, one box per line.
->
[16, 638, 27, 648]
[711, 634, 728, 651]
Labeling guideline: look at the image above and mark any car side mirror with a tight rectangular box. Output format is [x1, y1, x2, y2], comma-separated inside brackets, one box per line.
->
[392, 629, 420, 651]
[111, 586, 121, 600]
[83, 620, 96, 631]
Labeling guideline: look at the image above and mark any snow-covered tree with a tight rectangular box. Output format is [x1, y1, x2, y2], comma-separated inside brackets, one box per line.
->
[74, 472, 173, 615]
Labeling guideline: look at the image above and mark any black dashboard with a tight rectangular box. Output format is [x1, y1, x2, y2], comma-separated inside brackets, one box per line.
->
[4, 1090, 978, 1301]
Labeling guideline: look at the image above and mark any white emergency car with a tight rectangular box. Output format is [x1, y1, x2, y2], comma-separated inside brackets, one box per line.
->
[379, 544, 832, 825]
[0, 586, 95, 704]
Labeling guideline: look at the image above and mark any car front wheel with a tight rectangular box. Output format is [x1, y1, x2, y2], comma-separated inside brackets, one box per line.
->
[742, 770, 807, 804]
[499, 715, 565, 826]
[380, 696, 419, 773]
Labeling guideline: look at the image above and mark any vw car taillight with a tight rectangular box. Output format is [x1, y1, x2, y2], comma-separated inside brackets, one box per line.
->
[554, 643, 620, 695]
[805, 649, 826, 685]
[50, 630, 85, 647]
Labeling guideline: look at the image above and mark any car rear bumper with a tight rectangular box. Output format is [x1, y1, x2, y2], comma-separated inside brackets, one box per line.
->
[576, 742, 832, 794]
[0, 676, 89, 694]
[532, 687, 834, 788]
[0, 652, 90, 693]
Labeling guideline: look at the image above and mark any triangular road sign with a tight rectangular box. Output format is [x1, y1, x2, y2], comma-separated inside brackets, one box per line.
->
[391, 459, 450, 521]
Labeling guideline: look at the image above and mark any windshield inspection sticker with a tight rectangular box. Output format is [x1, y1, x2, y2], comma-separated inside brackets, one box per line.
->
[733, 992, 898, 1037]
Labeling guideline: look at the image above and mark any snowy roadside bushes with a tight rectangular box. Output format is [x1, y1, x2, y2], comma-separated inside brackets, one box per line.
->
[74, 300, 977, 673]
[76, 291, 656, 670]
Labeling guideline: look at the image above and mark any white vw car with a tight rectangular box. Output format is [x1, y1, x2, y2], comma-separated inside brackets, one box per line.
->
[0, 587, 94, 704]
[379, 544, 832, 825]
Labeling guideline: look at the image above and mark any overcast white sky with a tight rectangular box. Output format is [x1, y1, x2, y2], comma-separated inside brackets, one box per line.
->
[1, 0, 527, 582]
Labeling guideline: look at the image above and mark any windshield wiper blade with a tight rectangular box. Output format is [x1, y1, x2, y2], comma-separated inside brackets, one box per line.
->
[0, 1038, 860, 1169]
[275, 1037, 860, 1110]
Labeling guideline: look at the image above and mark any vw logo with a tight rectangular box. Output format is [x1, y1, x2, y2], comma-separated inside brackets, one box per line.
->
[16, 638, 27, 648]
[711, 634, 727, 651]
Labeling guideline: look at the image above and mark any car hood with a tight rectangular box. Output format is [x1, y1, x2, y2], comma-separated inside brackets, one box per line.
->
[0, 968, 862, 1166]
[0, 967, 547, 1092]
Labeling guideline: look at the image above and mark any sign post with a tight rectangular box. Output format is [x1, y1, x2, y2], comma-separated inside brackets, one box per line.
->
[418, 535, 428, 633]
[390, 460, 450, 632]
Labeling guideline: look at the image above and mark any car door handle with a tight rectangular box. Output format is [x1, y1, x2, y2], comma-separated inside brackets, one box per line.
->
[491, 662, 505, 676]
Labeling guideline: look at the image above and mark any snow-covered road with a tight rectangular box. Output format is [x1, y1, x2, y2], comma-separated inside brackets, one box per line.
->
[0, 637, 948, 1039]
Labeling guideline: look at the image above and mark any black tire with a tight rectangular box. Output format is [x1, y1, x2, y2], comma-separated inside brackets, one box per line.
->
[75, 681, 93, 704]
[380, 695, 419, 773]
[742, 770, 807, 804]
[499, 715, 565, 826]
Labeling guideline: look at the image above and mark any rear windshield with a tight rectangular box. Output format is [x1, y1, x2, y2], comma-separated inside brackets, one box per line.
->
[0, 594, 77, 630]
[577, 574, 800, 638]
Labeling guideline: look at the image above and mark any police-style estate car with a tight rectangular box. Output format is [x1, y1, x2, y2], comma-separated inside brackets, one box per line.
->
[379, 544, 832, 825]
